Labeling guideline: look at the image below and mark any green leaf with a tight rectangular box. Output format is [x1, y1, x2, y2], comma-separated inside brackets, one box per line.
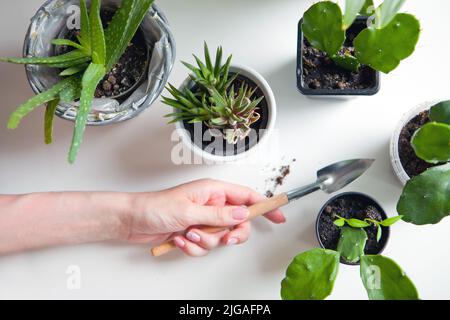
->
[60, 63, 89, 76]
[7, 77, 73, 129]
[398, 164, 450, 225]
[375, 0, 406, 29]
[334, 218, 346, 227]
[332, 53, 361, 72]
[89, 0, 106, 66]
[411, 122, 450, 164]
[346, 218, 371, 228]
[68, 63, 106, 163]
[302, 1, 345, 57]
[44, 98, 59, 145]
[337, 226, 367, 264]
[59, 76, 82, 103]
[79, 0, 91, 50]
[52, 39, 87, 54]
[281, 249, 340, 300]
[376, 225, 382, 242]
[430, 100, 450, 125]
[0, 50, 89, 67]
[360, 0, 375, 16]
[343, 0, 366, 30]
[203, 42, 213, 71]
[354, 13, 420, 73]
[380, 215, 403, 227]
[360, 255, 419, 300]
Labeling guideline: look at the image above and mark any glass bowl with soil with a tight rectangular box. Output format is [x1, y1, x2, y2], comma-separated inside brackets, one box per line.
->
[390, 101, 443, 185]
[316, 192, 390, 266]
[24, 0, 175, 125]
[174, 64, 277, 163]
[297, 17, 380, 96]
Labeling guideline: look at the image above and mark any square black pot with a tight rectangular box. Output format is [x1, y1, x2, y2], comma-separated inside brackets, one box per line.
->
[297, 17, 380, 96]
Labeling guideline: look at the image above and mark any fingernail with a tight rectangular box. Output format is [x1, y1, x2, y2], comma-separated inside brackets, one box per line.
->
[186, 231, 201, 243]
[227, 238, 239, 246]
[232, 207, 249, 220]
[174, 237, 186, 248]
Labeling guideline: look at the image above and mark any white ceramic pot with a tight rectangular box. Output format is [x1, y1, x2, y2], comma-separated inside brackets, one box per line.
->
[389, 101, 439, 185]
[174, 64, 277, 163]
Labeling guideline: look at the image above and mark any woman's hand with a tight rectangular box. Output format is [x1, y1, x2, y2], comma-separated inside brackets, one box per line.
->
[126, 179, 286, 257]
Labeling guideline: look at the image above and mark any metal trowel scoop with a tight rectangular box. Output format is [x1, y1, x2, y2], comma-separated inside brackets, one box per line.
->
[151, 159, 374, 257]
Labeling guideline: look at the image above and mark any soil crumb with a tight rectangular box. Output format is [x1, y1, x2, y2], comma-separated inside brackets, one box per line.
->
[265, 159, 296, 198]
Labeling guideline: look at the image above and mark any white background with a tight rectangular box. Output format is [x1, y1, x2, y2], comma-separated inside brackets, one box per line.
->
[0, 0, 449, 300]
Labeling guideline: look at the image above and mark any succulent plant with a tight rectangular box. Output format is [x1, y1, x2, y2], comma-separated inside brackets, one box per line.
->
[301, 0, 420, 73]
[337, 226, 367, 264]
[0, 0, 154, 163]
[162, 44, 263, 145]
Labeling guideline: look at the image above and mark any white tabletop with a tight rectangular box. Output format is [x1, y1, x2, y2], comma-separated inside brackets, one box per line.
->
[0, 0, 449, 300]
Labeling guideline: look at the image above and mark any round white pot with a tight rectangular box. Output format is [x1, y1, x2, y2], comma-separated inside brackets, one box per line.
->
[389, 101, 440, 185]
[174, 64, 277, 163]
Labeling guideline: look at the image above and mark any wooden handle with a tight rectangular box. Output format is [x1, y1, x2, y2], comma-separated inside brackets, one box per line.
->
[151, 193, 289, 257]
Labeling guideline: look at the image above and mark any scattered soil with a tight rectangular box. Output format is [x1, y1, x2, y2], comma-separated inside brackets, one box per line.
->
[183, 74, 268, 156]
[59, 9, 149, 100]
[398, 110, 438, 178]
[301, 20, 377, 91]
[265, 159, 296, 198]
[317, 194, 389, 261]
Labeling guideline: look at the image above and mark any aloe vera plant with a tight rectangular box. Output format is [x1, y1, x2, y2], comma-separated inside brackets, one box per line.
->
[1, 0, 154, 163]
[301, 0, 420, 73]
[397, 101, 450, 225]
[162, 43, 263, 145]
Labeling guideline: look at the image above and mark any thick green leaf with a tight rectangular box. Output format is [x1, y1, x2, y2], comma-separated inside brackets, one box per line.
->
[79, 0, 91, 50]
[411, 122, 450, 163]
[398, 164, 450, 225]
[52, 39, 87, 54]
[59, 76, 82, 103]
[343, 0, 366, 30]
[60, 63, 89, 76]
[375, 0, 406, 29]
[337, 226, 367, 264]
[302, 1, 345, 57]
[89, 0, 106, 65]
[44, 98, 59, 145]
[360, 0, 375, 16]
[0, 50, 89, 67]
[354, 13, 420, 73]
[68, 63, 106, 163]
[430, 100, 450, 125]
[360, 255, 419, 300]
[332, 53, 361, 72]
[281, 249, 340, 300]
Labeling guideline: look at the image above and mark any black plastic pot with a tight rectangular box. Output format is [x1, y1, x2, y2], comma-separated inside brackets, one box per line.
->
[315, 192, 390, 266]
[297, 17, 380, 96]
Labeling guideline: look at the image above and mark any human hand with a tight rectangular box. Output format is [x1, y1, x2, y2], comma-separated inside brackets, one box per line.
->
[126, 179, 286, 257]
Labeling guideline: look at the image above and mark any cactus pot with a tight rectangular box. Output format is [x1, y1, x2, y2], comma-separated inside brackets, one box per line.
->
[316, 192, 390, 266]
[24, 0, 176, 125]
[390, 101, 442, 185]
[297, 17, 380, 96]
[174, 64, 277, 163]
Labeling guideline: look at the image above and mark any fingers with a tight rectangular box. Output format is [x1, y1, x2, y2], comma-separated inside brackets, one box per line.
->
[185, 229, 229, 250]
[186, 204, 250, 227]
[264, 209, 286, 224]
[173, 236, 209, 257]
[222, 221, 251, 246]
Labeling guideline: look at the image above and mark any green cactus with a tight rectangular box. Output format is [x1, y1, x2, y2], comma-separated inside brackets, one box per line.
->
[398, 164, 450, 225]
[337, 226, 367, 264]
[429, 100, 450, 125]
[360, 255, 419, 300]
[280, 249, 340, 300]
[411, 122, 450, 164]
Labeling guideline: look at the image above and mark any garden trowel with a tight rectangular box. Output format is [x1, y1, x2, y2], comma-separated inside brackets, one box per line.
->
[151, 158, 375, 257]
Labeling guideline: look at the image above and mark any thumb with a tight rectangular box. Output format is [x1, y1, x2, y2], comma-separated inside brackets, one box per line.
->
[186, 205, 250, 227]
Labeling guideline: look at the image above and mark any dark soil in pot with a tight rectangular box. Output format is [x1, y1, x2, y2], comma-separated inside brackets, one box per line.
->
[316, 193, 390, 265]
[398, 110, 438, 178]
[183, 74, 269, 157]
[299, 18, 378, 93]
[58, 9, 149, 100]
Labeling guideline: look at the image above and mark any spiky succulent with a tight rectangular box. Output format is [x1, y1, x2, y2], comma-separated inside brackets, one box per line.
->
[0, 0, 154, 163]
[162, 43, 263, 145]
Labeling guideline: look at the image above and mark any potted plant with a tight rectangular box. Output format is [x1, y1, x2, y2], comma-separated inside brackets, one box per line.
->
[0, 0, 175, 163]
[391, 101, 450, 225]
[162, 43, 276, 163]
[280, 192, 419, 300]
[297, 0, 420, 96]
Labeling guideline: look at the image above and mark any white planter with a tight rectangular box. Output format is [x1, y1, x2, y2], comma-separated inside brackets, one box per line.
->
[389, 101, 439, 185]
[174, 64, 277, 163]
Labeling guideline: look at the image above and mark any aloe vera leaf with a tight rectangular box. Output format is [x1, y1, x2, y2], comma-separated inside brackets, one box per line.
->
[360, 255, 419, 300]
[68, 63, 106, 163]
[214, 46, 223, 78]
[44, 98, 60, 145]
[52, 39, 87, 54]
[354, 13, 420, 73]
[375, 0, 406, 29]
[337, 226, 368, 264]
[302, 1, 345, 57]
[0, 50, 88, 66]
[79, 0, 91, 50]
[59, 76, 82, 103]
[104, 0, 154, 71]
[397, 164, 450, 225]
[89, 0, 106, 65]
[281, 249, 340, 300]
[430, 100, 450, 125]
[343, 0, 366, 30]
[411, 122, 450, 163]
[60, 63, 89, 76]
[7, 78, 73, 129]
